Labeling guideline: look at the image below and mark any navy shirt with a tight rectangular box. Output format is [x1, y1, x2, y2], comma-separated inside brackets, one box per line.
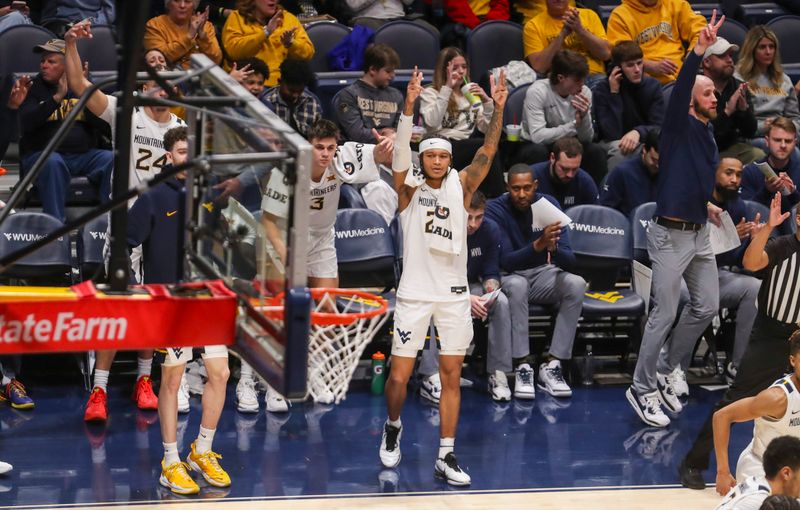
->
[532, 161, 598, 210]
[599, 157, 659, 216]
[656, 51, 719, 225]
[740, 156, 800, 214]
[127, 175, 185, 284]
[467, 217, 502, 284]
[711, 194, 750, 268]
[485, 193, 575, 272]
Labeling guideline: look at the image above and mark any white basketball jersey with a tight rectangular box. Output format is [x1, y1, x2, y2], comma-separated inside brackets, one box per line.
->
[129, 107, 185, 189]
[752, 375, 800, 458]
[715, 475, 771, 510]
[397, 174, 469, 302]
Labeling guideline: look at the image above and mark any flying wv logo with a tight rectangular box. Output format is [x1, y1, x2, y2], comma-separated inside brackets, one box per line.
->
[171, 347, 184, 359]
[397, 329, 411, 344]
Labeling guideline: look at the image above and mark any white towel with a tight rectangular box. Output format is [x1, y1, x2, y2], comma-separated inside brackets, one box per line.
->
[419, 168, 464, 255]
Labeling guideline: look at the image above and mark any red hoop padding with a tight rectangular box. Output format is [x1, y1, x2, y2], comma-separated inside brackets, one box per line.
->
[259, 288, 389, 327]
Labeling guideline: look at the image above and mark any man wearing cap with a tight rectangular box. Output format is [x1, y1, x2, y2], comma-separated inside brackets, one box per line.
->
[701, 37, 763, 165]
[18, 38, 113, 221]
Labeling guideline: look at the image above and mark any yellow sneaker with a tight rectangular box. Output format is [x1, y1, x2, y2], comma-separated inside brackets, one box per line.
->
[159, 460, 200, 495]
[186, 442, 231, 487]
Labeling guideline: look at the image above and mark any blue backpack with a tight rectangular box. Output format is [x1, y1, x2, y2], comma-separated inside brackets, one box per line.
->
[327, 25, 375, 72]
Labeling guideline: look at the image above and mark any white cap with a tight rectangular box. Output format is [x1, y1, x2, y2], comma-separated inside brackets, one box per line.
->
[419, 138, 453, 155]
[704, 37, 739, 59]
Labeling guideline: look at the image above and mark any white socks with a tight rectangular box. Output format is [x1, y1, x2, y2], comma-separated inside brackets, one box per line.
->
[163, 442, 180, 466]
[196, 426, 215, 454]
[387, 417, 402, 428]
[438, 437, 454, 459]
[137, 357, 152, 378]
[93, 369, 109, 392]
[240, 362, 254, 382]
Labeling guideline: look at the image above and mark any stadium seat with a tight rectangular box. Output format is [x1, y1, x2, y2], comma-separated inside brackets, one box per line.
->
[630, 202, 656, 266]
[466, 21, 524, 86]
[77, 214, 109, 282]
[743, 199, 769, 223]
[0, 212, 72, 284]
[338, 183, 368, 209]
[767, 16, 800, 64]
[744, 3, 788, 26]
[76, 25, 117, 74]
[692, 3, 720, 18]
[374, 20, 439, 70]
[502, 83, 530, 126]
[306, 22, 351, 73]
[334, 208, 396, 289]
[718, 18, 748, 48]
[0, 24, 56, 77]
[662, 82, 676, 107]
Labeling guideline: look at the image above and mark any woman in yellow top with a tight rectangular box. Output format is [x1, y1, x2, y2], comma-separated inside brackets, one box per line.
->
[144, 0, 223, 70]
[222, 0, 314, 87]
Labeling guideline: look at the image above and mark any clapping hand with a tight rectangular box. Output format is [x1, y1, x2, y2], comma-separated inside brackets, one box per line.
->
[7, 75, 32, 110]
[280, 26, 298, 48]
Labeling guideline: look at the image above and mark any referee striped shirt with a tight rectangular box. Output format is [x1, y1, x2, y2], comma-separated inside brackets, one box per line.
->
[759, 234, 800, 323]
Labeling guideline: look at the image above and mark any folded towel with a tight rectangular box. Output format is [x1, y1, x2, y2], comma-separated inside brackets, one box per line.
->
[421, 168, 464, 255]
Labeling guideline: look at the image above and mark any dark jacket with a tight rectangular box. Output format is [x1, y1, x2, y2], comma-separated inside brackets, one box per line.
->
[592, 74, 665, 142]
[467, 217, 502, 284]
[533, 161, 598, 209]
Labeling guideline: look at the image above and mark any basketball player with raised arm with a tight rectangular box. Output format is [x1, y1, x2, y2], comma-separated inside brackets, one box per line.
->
[379, 68, 507, 486]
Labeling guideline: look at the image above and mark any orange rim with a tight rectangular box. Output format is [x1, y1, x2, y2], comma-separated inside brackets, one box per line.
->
[261, 288, 389, 327]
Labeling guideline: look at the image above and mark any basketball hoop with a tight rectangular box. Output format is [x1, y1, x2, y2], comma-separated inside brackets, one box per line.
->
[259, 288, 389, 404]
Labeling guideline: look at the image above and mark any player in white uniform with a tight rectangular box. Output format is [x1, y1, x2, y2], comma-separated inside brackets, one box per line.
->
[713, 331, 800, 495]
[64, 22, 187, 423]
[715, 435, 800, 510]
[378, 68, 507, 486]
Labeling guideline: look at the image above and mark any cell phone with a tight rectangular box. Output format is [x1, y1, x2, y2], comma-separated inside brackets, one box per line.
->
[757, 162, 791, 196]
[11, 1, 27, 11]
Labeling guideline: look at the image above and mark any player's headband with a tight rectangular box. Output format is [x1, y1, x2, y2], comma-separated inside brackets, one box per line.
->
[419, 138, 452, 156]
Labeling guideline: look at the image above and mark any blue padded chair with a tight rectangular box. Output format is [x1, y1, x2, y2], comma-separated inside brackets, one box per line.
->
[567, 205, 646, 317]
[334, 209, 396, 289]
[767, 16, 800, 64]
[743, 199, 769, 223]
[77, 214, 108, 281]
[306, 22, 351, 73]
[0, 212, 72, 283]
[718, 18, 747, 48]
[338, 183, 368, 209]
[662, 81, 676, 107]
[630, 202, 656, 266]
[466, 21, 524, 86]
[502, 83, 530, 127]
[374, 20, 439, 70]
[745, 3, 788, 27]
[0, 25, 56, 77]
[76, 24, 117, 73]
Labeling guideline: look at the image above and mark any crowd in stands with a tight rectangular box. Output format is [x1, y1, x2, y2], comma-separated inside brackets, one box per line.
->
[3, 0, 800, 487]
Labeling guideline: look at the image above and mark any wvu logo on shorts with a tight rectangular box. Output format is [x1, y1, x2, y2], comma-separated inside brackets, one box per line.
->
[585, 291, 624, 303]
[172, 347, 184, 359]
[397, 329, 411, 344]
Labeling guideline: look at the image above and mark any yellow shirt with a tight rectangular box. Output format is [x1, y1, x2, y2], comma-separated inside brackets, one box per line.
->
[606, 0, 706, 84]
[514, 0, 574, 25]
[469, 0, 490, 16]
[222, 10, 315, 87]
[523, 8, 608, 75]
[143, 14, 222, 69]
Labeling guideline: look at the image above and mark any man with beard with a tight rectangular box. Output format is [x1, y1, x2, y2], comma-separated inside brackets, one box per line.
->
[625, 11, 726, 428]
[700, 37, 763, 164]
[709, 157, 761, 380]
[532, 136, 598, 209]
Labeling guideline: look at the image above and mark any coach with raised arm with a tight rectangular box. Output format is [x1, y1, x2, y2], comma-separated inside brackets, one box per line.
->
[626, 11, 726, 428]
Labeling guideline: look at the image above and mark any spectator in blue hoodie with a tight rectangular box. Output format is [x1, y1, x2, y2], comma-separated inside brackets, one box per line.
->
[599, 127, 660, 216]
[485, 163, 585, 399]
[532, 136, 598, 209]
[593, 40, 665, 171]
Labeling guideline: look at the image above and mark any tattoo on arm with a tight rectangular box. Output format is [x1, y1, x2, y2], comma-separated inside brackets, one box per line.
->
[463, 106, 502, 192]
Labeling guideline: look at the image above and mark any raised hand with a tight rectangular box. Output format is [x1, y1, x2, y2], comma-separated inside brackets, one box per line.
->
[490, 68, 507, 109]
[572, 91, 590, 122]
[7, 75, 32, 110]
[562, 8, 584, 33]
[735, 216, 756, 240]
[266, 8, 284, 35]
[405, 66, 424, 107]
[534, 222, 561, 252]
[229, 62, 253, 83]
[696, 9, 726, 55]
[446, 59, 461, 89]
[371, 128, 394, 165]
[768, 192, 790, 227]
[608, 66, 623, 93]
[65, 19, 93, 43]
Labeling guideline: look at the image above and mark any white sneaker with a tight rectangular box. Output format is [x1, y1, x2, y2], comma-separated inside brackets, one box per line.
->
[236, 378, 259, 414]
[379, 421, 402, 468]
[626, 386, 670, 428]
[513, 363, 536, 399]
[538, 360, 572, 397]
[420, 373, 441, 404]
[488, 371, 512, 402]
[671, 367, 689, 397]
[434, 452, 471, 486]
[656, 371, 683, 413]
[177, 373, 190, 414]
[266, 385, 289, 413]
[0, 461, 12, 475]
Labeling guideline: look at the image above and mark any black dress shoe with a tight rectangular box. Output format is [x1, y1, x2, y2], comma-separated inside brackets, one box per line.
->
[679, 459, 706, 490]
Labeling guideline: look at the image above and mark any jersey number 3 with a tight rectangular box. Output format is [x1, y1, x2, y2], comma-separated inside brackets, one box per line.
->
[310, 196, 325, 210]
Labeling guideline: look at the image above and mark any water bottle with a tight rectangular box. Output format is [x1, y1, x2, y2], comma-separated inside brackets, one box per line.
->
[582, 344, 594, 386]
[371, 351, 386, 395]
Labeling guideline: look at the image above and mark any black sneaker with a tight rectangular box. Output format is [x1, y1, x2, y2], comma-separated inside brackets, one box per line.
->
[679, 459, 706, 490]
[434, 452, 471, 486]
[379, 422, 402, 468]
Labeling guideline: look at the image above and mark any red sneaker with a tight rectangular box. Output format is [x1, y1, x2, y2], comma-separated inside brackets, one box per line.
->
[84, 387, 108, 422]
[133, 376, 158, 410]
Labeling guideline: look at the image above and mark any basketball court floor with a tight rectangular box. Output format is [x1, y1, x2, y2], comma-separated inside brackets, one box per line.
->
[0, 378, 749, 509]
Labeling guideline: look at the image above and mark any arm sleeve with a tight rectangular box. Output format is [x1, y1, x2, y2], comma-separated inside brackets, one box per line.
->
[581, 172, 599, 204]
[605, 10, 632, 45]
[782, 77, 800, 132]
[475, 100, 495, 134]
[593, 81, 625, 141]
[739, 165, 773, 205]
[635, 81, 666, 136]
[392, 113, 413, 173]
[334, 87, 375, 143]
[481, 224, 502, 281]
[554, 226, 576, 269]
[143, 18, 196, 66]
[198, 22, 223, 64]
[445, 0, 482, 28]
[419, 86, 452, 131]
[498, 232, 548, 271]
[221, 15, 269, 61]
[764, 236, 797, 272]
[126, 194, 154, 248]
[598, 168, 623, 209]
[678, 5, 707, 47]
[334, 142, 380, 184]
[522, 18, 546, 57]
[18, 94, 59, 136]
[662, 50, 701, 134]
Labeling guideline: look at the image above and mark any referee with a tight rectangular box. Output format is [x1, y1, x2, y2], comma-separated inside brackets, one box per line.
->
[680, 192, 798, 489]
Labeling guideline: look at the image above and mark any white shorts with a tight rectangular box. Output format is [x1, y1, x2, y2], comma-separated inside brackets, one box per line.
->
[392, 297, 473, 357]
[736, 441, 765, 481]
[308, 228, 337, 279]
[157, 345, 229, 367]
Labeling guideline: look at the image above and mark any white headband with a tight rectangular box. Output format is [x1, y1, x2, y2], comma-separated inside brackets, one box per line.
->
[419, 138, 452, 155]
